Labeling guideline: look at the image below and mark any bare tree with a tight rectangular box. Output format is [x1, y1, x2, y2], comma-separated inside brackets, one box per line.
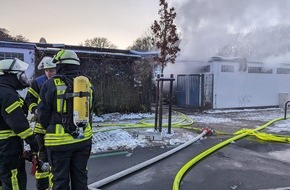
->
[151, 0, 180, 73]
[82, 37, 117, 49]
[0, 28, 28, 42]
[13, 35, 28, 42]
[0, 28, 12, 40]
[128, 36, 155, 51]
[128, 28, 156, 51]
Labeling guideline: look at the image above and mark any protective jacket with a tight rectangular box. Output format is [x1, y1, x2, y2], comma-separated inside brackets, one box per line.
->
[0, 77, 36, 156]
[26, 75, 48, 114]
[38, 67, 94, 151]
[25, 75, 48, 134]
[25, 74, 52, 190]
[0, 62, 38, 190]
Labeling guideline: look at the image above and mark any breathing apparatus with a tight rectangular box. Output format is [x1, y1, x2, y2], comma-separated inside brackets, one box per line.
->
[52, 49, 90, 138]
[73, 75, 90, 138]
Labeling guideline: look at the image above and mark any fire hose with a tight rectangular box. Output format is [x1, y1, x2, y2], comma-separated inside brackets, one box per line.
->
[88, 128, 213, 190]
[172, 117, 287, 190]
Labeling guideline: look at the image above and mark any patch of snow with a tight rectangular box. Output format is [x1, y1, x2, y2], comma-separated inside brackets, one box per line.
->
[92, 112, 154, 122]
[268, 149, 290, 163]
[28, 108, 290, 153]
[91, 129, 148, 153]
[189, 115, 233, 124]
[90, 109, 290, 153]
[119, 113, 154, 120]
[205, 108, 280, 114]
[267, 119, 290, 133]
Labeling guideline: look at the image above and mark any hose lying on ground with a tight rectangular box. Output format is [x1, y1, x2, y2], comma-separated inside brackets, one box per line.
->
[91, 111, 290, 189]
[88, 128, 212, 190]
[93, 111, 235, 136]
[92, 111, 194, 132]
[172, 117, 288, 190]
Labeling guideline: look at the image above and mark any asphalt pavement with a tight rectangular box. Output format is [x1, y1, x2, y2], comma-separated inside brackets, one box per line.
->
[27, 135, 290, 190]
[26, 108, 290, 190]
[86, 136, 290, 190]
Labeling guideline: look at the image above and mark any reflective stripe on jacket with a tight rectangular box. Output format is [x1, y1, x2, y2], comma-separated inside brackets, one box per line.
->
[0, 128, 33, 140]
[0, 130, 17, 140]
[26, 75, 47, 114]
[34, 123, 46, 134]
[44, 124, 92, 146]
[39, 76, 93, 148]
[2, 97, 33, 140]
[0, 84, 34, 156]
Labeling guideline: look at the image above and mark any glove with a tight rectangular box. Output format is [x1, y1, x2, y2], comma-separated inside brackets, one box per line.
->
[25, 135, 39, 153]
[30, 115, 37, 122]
[30, 107, 38, 115]
[30, 108, 38, 122]
[38, 150, 48, 162]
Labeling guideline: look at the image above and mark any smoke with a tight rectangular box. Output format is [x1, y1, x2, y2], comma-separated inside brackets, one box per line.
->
[171, 0, 290, 63]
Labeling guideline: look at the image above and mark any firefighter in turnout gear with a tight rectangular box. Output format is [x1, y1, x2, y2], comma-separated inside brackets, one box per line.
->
[0, 58, 39, 190]
[25, 56, 56, 190]
[38, 49, 94, 190]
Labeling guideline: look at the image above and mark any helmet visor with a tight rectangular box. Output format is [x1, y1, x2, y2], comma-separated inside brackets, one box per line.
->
[17, 71, 29, 87]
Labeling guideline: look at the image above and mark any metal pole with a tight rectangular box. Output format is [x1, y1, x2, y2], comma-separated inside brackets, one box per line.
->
[168, 74, 174, 134]
[284, 101, 290, 119]
[200, 74, 204, 111]
[154, 74, 160, 130]
[158, 74, 164, 132]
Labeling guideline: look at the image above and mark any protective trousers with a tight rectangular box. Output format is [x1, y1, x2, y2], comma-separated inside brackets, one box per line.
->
[0, 155, 27, 190]
[35, 134, 50, 190]
[47, 145, 91, 190]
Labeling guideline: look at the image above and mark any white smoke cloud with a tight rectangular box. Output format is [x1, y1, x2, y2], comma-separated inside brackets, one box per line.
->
[171, 0, 290, 62]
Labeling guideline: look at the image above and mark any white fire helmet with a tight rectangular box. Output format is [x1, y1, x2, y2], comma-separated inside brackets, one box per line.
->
[52, 49, 80, 65]
[0, 58, 29, 75]
[0, 58, 29, 86]
[37, 56, 56, 70]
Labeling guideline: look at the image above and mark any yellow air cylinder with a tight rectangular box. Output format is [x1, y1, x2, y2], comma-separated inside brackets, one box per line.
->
[73, 76, 90, 128]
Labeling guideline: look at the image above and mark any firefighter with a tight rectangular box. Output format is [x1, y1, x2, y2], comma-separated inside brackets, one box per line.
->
[25, 56, 56, 190]
[0, 58, 39, 190]
[38, 49, 94, 190]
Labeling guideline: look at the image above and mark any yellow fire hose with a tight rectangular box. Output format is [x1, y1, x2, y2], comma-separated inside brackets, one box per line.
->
[172, 117, 290, 190]
[92, 112, 290, 190]
[92, 111, 194, 133]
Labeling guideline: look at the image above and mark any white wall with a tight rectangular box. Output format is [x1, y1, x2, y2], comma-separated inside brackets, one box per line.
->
[212, 61, 290, 109]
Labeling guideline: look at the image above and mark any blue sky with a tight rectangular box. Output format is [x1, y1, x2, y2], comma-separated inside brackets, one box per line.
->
[0, 0, 159, 49]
